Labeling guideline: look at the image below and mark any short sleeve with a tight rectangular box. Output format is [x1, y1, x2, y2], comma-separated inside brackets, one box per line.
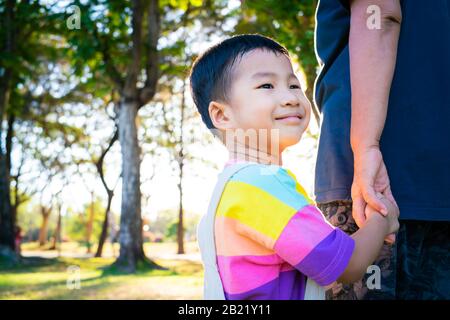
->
[273, 205, 354, 286]
[216, 164, 354, 286]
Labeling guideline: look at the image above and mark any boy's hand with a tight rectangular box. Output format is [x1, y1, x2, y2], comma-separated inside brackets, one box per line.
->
[364, 192, 399, 244]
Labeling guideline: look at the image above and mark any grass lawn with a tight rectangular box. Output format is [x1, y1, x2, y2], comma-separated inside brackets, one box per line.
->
[0, 242, 203, 300]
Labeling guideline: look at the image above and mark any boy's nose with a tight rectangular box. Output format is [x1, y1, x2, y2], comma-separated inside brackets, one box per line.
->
[280, 91, 300, 107]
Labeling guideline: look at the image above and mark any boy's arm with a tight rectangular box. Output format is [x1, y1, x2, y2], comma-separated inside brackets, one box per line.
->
[349, 0, 402, 227]
[338, 197, 399, 284]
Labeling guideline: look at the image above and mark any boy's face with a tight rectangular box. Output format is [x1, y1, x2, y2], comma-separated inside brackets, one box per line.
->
[217, 49, 311, 152]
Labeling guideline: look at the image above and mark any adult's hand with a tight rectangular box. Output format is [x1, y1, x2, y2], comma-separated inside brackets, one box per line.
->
[351, 147, 398, 231]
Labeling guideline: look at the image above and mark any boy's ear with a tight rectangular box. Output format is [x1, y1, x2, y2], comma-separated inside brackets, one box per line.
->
[208, 100, 233, 130]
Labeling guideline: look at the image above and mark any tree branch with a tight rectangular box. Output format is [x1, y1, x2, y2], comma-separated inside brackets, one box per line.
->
[139, 0, 160, 106]
[92, 24, 124, 90]
[124, 0, 144, 98]
[95, 127, 119, 195]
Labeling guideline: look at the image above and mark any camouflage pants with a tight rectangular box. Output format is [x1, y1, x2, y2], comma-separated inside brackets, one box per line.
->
[318, 200, 450, 300]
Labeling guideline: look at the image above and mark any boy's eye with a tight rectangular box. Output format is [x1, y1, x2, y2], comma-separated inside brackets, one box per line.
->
[257, 83, 274, 89]
[290, 84, 301, 89]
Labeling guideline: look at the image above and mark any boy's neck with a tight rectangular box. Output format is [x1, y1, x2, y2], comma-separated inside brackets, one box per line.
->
[227, 142, 283, 166]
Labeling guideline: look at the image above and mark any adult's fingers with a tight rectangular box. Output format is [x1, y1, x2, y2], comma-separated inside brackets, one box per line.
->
[352, 195, 367, 228]
[384, 233, 396, 244]
[383, 185, 399, 217]
[362, 186, 388, 216]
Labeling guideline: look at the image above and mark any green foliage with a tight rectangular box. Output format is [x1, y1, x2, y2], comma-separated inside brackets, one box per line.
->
[148, 208, 199, 242]
[235, 0, 318, 97]
[164, 220, 179, 241]
[65, 198, 106, 245]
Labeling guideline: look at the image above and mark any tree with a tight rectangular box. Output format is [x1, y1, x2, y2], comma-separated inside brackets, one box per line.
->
[66, 0, 232, 272]
[0, 0, 18, 255]
[38, 205, 52, 247]
[50, 201, 62, 252]
[0, 0, 88, 256]
[65, 0, 162, 271]
[176, 82, 186, 254]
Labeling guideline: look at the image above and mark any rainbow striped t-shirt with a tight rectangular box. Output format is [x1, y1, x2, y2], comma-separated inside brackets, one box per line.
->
[214, 162, 355, 300]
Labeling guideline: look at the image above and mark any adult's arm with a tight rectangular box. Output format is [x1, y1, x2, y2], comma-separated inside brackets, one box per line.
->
[349, 0, 402, 227]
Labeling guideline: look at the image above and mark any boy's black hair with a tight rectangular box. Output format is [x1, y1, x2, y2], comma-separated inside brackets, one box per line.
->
[189, 34, 289, 130]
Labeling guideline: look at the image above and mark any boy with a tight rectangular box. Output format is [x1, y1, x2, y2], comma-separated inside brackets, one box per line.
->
[190, 34, 399, 300]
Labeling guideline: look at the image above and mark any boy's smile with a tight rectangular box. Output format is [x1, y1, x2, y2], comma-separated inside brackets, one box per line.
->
[274, 111, 305, 124]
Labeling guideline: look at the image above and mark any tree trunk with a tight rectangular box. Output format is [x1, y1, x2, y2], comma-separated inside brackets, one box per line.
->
[85, 191, 95, 254]
[0, 0, 15, 254]
[95, 190, 113, 257]
[51, 204, 62, 252]
[177, 164, 184, 254]
[114, 99, 147, 272]
[38, 206, 51, 247]
[1, 113, 16, 252]
[8, 114, 19, 229]
[95, 127, 118, 257]
[0, 154, 13, 251]
[11, 184, 18, 230]
[6, 114, 14, 180]
[176, 81, 186, 255]
[111, 0, 162, 272]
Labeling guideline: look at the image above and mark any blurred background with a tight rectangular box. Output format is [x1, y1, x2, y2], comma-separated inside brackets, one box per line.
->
[0, 0, 319, 299]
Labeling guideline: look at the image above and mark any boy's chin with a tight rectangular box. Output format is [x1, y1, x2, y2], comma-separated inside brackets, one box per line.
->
[280, 135, 303, 150]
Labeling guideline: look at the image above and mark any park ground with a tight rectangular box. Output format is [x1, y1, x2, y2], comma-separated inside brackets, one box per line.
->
[0, 242, 203, 300]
